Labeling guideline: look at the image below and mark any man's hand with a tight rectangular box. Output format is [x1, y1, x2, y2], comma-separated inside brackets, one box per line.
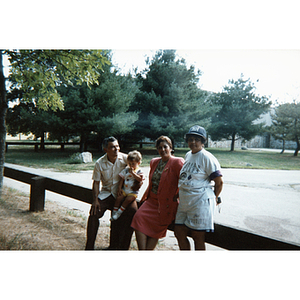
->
[90, 199, 101, 216]
[91, 180, 101, 216]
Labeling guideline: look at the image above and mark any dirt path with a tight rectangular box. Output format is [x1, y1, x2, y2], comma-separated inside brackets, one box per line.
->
[0, 187, 176, 250]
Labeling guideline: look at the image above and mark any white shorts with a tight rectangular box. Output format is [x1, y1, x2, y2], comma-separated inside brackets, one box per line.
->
[175, 196, 215, 232]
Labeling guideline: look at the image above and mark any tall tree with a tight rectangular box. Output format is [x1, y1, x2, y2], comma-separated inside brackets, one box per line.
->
[268, 106, 290, 153]
[208, 75, 271, 151]
[130, 49, 210, 142]
[6, 102, 54, 149]
[0, 49, 108, 191]
[7, 54, 139, 152]
[269, 101, 300, 156]
[53, 62, 139, 151]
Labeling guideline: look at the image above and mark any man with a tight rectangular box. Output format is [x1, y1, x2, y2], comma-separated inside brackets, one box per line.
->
[85, 136, 138, 250]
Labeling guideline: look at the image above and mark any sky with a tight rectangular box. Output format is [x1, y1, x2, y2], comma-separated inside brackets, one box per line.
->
[111, 49, 300, 105]
[2, 2, 299, 106]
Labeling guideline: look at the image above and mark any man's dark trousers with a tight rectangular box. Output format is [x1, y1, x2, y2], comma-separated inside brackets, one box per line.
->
[85, 195, 137, 250]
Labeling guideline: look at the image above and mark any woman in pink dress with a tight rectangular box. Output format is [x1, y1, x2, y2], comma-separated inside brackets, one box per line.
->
[131, 136, 184, 250]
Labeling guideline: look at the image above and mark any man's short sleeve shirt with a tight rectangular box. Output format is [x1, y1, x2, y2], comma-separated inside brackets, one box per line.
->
[92, 152, 127, 200]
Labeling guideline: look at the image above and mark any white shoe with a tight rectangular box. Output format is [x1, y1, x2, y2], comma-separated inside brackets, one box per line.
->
[111, 209, 123, 221]
[110, 210, 117, 221]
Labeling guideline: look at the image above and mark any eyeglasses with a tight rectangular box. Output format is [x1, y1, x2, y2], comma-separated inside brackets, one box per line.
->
[187, 137, 202, 143]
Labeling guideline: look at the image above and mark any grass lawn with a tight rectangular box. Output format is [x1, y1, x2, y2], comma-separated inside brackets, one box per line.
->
[4, 145, 300, 171]
[206, 148, 300, 170]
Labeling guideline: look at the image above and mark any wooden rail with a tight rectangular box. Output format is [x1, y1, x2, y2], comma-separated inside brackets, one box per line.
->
[5, 141, 80, 152]
[3, 164, 300, 250]
[4, 164, 93, 211]
[122, 141, 155, 148]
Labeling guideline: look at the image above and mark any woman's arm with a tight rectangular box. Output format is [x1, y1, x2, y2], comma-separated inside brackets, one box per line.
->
[213, 176, 223, 204]
[140, 185, 150, 202]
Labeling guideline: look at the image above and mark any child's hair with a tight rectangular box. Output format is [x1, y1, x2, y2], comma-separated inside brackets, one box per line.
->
[127, 150, 142, 163]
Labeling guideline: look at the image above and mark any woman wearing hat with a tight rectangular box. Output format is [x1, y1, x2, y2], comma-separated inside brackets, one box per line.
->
[174, 125, 223, 250]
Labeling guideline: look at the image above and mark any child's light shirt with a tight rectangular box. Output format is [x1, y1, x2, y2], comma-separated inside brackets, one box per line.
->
[119, 167, 144, 197]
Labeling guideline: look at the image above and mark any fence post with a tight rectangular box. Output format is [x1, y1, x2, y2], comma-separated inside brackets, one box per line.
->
[30, 176, 46, 212]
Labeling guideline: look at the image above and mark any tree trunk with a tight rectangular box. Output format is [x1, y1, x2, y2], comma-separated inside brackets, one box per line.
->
[230, 133, 236, 151]
[40, 132, 45, 150]
[80, 134, 86, 153]
[0, 51, 8, 192]
[294, 136, 299, 156]
[280, 139, 285, 154]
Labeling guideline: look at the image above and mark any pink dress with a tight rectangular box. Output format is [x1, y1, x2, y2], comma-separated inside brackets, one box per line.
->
[131, 156, 184, 239]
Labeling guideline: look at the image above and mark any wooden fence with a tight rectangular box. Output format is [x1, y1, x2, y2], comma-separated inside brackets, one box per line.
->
[5, 141, 80, 152]
[3, 164, 300, 250]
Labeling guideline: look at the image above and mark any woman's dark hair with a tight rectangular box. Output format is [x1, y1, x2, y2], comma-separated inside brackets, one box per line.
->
[155, 136, 174, 154]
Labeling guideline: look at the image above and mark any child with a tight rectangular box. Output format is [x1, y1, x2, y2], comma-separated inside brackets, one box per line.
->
[111, 150, 144, 221]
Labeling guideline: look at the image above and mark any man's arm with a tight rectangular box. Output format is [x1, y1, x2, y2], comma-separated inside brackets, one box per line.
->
[90, 180, 101, 215]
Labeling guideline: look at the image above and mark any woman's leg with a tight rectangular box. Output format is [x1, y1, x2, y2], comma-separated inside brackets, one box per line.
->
[135, 230, 147, 250]
[146, 237, 158, 250]
[191, 231, 206, 250]
[174, 225, 191, 250]
[135, 230, 158, 250]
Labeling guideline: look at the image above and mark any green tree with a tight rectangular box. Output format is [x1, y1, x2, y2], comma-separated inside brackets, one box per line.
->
[268, 106, 290, 153]
[6, 102, 54, 149]
[54, 62, 139, 151]
[130, 49, 211, 143]
[208, 75, 271, 151]
[269, 101, 300, 156]
[0, 49, 108, 191]
[6, 54, 139, 152]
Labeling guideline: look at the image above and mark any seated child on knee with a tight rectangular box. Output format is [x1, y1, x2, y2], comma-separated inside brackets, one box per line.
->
[111, 150, 144, 221]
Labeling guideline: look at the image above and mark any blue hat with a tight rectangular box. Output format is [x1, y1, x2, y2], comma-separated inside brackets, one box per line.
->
[185, 125, 207, 139]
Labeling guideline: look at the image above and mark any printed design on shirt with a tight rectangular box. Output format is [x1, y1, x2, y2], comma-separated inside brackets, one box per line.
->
[180, 172, 187, 180]
[121, 167, 143, 194]
[179, 162, 205, 187]
[181, 162, 203, 174]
